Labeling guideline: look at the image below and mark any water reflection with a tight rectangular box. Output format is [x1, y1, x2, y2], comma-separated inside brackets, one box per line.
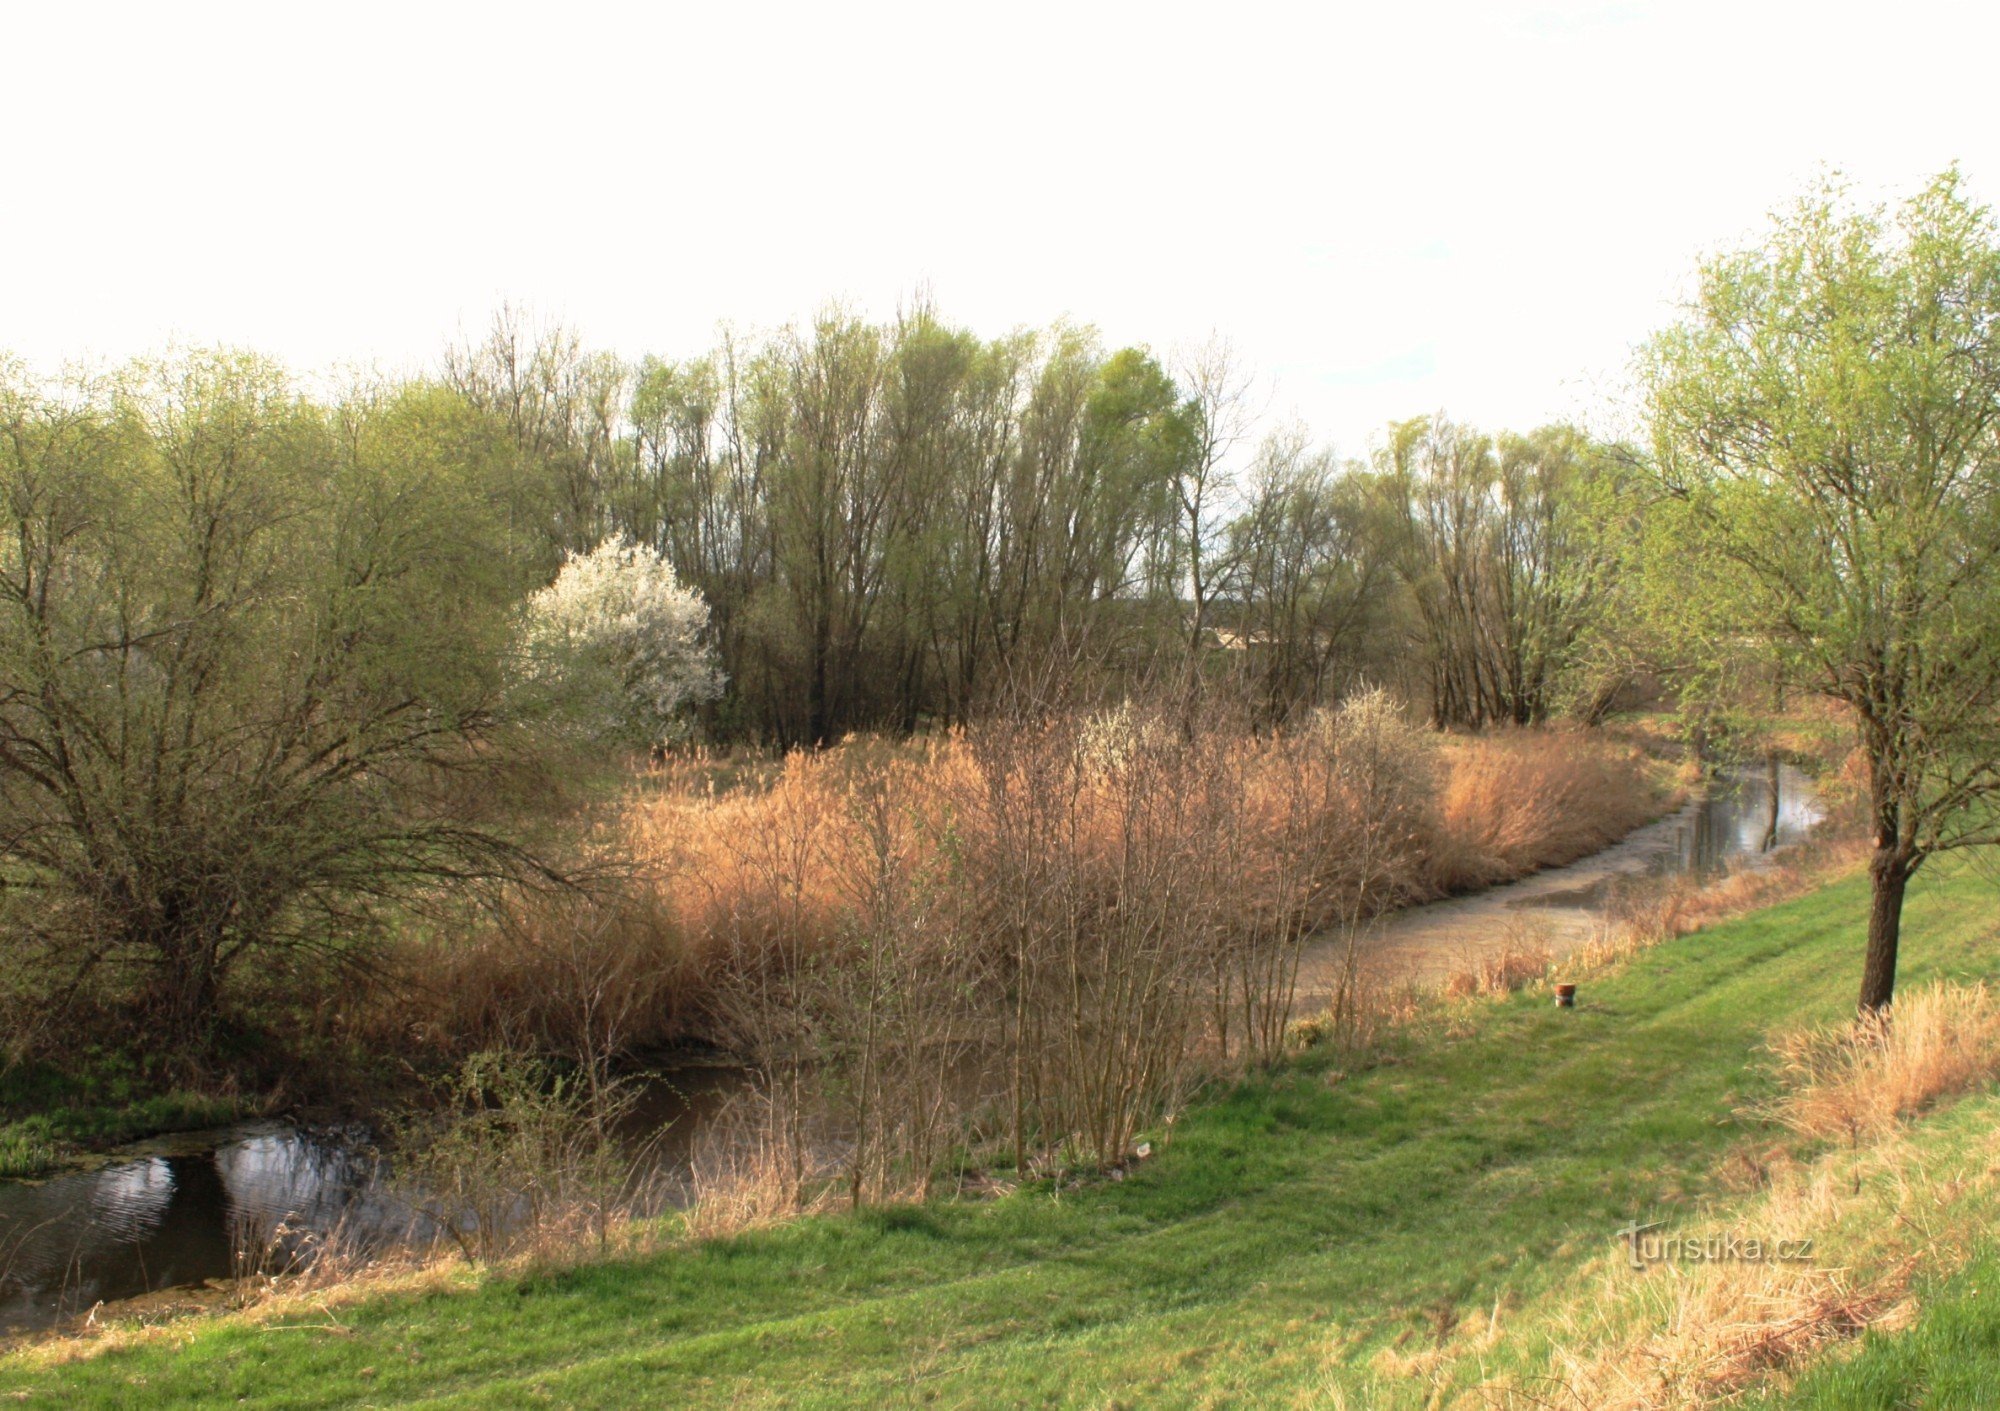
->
[0, 1125, 415, 1333]
[0, 1070, 742, 1335]
[1, 760, 1828, 1335]
[1657, 758, 1824, 877]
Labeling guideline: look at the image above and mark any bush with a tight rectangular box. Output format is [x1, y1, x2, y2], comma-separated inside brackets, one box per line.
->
[391, 1050, 648, 1265]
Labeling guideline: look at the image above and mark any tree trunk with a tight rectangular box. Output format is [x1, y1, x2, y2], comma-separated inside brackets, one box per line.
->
[1859, 847, 1911, 1013]
[1759, 753, 1781, 853]
[151, 931, 222, 1050]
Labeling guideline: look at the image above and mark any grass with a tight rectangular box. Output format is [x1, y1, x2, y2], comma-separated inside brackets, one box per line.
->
[0, 1052, 247, 1178]
[1752, 1241, 2000, 1409]
[7, 857, 1998, 1406]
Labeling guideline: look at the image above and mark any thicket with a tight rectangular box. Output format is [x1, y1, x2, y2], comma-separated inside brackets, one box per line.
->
[395, 699, 1658, 1203]
[439, 307, 1640, 741]
[0, 327, 1647, 1114]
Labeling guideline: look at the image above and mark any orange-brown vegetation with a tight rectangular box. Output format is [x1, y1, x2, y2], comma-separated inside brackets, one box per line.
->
[411, 711, 1659, 1061]
[1769, 980, 2000, 1145]
[388, 699, 1662, 1201]
[1427, 730, 1662, 891]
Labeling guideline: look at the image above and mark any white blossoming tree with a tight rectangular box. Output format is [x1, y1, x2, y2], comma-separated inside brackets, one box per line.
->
[520, 534, 724, 748]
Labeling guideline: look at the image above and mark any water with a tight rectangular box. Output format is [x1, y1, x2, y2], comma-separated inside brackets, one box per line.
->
[0, 759, 1823, 1336]
[1657, 757, 1822, 878]
[0, 1066, 747, 1336]
[1298, 757, 1826, 993]
[0, 1123, 401, 1333]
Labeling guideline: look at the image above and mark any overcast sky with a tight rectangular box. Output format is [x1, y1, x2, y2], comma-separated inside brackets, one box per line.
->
[5, 0, 1994, 453]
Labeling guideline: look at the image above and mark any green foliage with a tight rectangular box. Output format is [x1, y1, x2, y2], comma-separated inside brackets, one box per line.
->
[0, 353, 562, 1048]
[1374, 414, 1633, 726]
[0, 1047, 245, 1175]
[1639, 166, 2000, 1005]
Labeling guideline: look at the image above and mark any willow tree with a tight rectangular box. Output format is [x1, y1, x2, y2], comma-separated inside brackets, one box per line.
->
[1641, 169, 2000, 1012]
[0, 354, 557, 1046]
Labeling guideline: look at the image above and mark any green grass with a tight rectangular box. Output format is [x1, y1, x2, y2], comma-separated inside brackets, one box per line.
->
[6, 862, 1999, 1406]
[1744, 1239, 2000, 1410]
[0, 1126, 60, 1181]
[0, 1050, 247, 1177]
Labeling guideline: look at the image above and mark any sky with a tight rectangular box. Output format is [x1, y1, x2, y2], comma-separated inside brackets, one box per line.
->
[5, 0, 1996, 455]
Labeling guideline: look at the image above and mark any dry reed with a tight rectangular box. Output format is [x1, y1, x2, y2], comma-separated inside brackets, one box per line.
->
[387, 699, 1658, 1202]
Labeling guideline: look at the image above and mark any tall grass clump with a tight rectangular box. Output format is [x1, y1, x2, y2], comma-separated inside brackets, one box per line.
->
[1768, 981, 2000, 1145]
[390, 1049, 652, 1266]
[1486, 984, 2000, 1411]
[1427, 729, 1658, 891]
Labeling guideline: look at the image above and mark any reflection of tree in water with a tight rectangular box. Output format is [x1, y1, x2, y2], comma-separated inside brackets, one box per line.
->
[1, 1153, 230, 1327]
[215, 1129, 407, 1273]
[1674, 761, 1826, 878]
[1761, 754, 1781, 854]
[0, 1127, 418, 1334]
[125, 1154, 233, 1297]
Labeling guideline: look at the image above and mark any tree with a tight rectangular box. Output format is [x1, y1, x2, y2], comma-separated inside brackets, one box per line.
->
[0, 354, 560, 1046]
[1226, 427, 1387, 724]
[443, 305, 630, 565]
[519, 534, 724, 749]
[1486, 425, 1626, 725]
[1640, 169, 2000, 1012]
[1377, 416, 1616, 727]
[1168, 339, 1251, 665]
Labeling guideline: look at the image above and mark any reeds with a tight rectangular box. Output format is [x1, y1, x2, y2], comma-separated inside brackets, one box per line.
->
[390, 697, 1657, 1202]
[1427, 729, 1660, 892]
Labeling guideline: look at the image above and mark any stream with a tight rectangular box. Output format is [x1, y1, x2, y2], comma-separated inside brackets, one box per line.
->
[1296, 756, 1825, 995]
[0, 758, 1823, 1336]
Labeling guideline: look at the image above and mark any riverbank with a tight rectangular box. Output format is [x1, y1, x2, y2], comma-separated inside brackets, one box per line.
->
[0, 732, 1700, 1333]
[8, 830, 1994, 1405]
[1297, 756, 1820, 998]
[0, 1070, 249, 1182]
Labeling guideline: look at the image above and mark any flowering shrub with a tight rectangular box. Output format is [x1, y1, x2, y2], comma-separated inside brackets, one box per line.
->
[520, 534, 723, 746]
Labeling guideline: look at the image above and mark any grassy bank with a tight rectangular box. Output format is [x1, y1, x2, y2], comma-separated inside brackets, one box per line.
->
[9, 851, 1995, 1407]
[0, 1056, 248, 1179]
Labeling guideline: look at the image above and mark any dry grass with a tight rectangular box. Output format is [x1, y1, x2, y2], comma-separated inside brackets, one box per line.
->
[1767, 981, 2000, 1145]
[1441, 945, 1554, 1001]
[595, 719, 1657, 1034]
[381, 703, 1662, 1200]
[5, 1234, 476, 1367]
[1428, 730, 1661, 893]
[1599, 834, 1869, 955]
[1461, 980, 2000, 1410]
[1505, 1141, 1961, 1411]
[677, 1091, 839, 1241]
[1440, 915, 1558, 999]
